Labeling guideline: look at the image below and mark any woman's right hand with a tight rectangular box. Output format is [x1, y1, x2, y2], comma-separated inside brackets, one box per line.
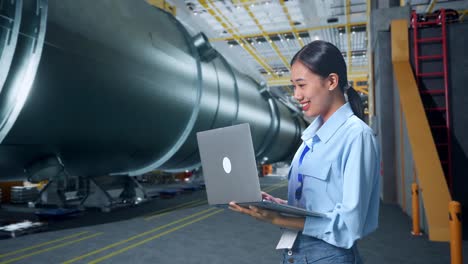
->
[261, 191, 287, 204]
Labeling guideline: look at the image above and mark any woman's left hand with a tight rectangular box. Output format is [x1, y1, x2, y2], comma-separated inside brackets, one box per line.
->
[229, 202, 282, 224]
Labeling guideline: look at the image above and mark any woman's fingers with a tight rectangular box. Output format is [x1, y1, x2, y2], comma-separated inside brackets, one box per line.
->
[261, 191, 275, 202]
[261, 192, 288, 205]
[229, 202, 279, 224]
[248, 206, 269, 218]
[274, 198, 288, 204]
[229, 202, 254, 216]
[228, 201, 243, 212]
[229, 202, 260, 217]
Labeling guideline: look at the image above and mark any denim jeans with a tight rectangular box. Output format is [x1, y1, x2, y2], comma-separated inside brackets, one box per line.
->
[280, 234, 362, 264]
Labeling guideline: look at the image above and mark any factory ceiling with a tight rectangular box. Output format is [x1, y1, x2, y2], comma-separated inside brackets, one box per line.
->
[168, 0, 466, 98]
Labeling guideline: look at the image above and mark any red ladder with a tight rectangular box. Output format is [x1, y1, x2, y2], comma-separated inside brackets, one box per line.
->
[411, 9, 452, 193]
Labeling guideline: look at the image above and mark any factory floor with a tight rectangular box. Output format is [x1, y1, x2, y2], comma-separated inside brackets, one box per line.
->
[0, 176, 466, 264]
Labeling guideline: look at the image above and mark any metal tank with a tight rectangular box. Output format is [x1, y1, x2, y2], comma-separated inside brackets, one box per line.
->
[0, 0, 305, 181]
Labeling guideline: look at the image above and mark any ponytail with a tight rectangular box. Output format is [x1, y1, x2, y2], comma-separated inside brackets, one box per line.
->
[345, 86, 364, 121]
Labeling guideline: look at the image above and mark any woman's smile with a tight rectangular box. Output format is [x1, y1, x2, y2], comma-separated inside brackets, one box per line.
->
[301, 101, 311, 111]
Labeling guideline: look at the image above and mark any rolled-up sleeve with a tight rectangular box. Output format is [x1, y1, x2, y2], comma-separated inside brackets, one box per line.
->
[302, 132, 380, 249]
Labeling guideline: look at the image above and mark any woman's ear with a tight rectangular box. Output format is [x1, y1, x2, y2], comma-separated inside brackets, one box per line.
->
[327, 73, 339, 91]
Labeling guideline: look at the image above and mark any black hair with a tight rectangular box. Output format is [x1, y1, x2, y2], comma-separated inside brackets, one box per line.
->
[290, 40, 364, 120]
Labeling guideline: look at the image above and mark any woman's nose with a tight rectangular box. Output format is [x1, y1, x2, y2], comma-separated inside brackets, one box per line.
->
[293, 90, 302, 101]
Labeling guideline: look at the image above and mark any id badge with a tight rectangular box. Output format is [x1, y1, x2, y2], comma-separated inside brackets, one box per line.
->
[276, 230, 298, 250]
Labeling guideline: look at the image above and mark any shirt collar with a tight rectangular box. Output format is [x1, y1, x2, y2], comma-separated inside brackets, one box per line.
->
[301, 103, 354, 145]
[301, 115, 322, 146]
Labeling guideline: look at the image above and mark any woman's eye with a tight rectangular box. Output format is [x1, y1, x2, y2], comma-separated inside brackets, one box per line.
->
[292, 84, 305, 90]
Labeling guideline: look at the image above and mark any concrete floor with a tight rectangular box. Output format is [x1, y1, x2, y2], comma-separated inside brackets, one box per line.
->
[0, 176, 466, 264]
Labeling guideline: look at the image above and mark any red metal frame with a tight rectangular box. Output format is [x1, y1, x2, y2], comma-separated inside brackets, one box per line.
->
[411, 9, 453, 193]
[440, 10, 453, 193]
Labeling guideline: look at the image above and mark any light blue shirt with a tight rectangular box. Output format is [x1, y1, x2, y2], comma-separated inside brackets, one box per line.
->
[287, 103, 380, 249]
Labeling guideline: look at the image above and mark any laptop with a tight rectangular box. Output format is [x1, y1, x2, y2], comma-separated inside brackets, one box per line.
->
[196, 123, 325, 218]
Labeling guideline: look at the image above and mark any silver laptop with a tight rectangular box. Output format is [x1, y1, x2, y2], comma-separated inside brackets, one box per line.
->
[196, 123, 324, 218]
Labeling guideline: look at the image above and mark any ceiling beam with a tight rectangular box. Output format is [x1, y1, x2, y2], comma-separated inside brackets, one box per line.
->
[366, 0, 373, 118]
[411, 1, 466, 14]
[346, 0, 352, 77]
[460, 10, 467, 21]
[199, 0, 277, 76]
[209, 22, 367, 42]
[267, 76, 292, 87]
[240, 0, 290, 69]
[267, 71, 369, 87]
[279, 0, 305, 47]
[425, 0, 438, 13]
[354, 87, 369, 95]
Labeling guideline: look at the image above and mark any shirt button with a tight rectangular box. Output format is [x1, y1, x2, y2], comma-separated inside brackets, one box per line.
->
[288, 257, 294, 263]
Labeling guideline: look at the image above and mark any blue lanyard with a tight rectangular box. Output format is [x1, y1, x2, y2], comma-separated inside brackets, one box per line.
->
[295, 145, 310, 200]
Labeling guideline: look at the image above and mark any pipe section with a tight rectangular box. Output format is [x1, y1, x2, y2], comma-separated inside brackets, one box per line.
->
[0, 0, 304, 180]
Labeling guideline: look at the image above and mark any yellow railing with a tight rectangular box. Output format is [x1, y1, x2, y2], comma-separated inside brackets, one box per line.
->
[391, 19, 451, 241]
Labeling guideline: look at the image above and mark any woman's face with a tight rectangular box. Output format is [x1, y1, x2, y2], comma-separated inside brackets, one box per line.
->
[290, 61, 333, 118]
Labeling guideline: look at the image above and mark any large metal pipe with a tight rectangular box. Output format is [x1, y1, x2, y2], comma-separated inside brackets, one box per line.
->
[0, 0, 304, 181]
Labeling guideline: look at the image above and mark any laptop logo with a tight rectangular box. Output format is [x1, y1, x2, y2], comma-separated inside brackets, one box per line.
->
[222, 157, 232, 174]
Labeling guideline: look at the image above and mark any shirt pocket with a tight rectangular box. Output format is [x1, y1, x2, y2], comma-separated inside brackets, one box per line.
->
[298, 161, 331, 181]
[298, 161, 334, 212]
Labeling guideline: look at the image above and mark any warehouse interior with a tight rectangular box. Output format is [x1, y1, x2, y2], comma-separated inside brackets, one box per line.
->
[0, 0, 467, 263]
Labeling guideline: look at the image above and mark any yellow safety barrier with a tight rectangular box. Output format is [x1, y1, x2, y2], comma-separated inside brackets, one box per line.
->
[411, 183, 422, 236]
[449, 201, 463, 264]
[262, 164, 273, 176]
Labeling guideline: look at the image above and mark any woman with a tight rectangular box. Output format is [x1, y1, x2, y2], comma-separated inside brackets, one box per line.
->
[229, 40, 380, 264]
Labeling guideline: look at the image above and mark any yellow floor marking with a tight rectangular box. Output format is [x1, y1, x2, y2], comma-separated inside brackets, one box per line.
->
[62, 208, 216, 264]
[144, 200, 207, 221]
[0, 231, 90, 258]
[143, 199, 203, 219]
[88, 209, 224, 264]
[0, 233, 103, 264]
